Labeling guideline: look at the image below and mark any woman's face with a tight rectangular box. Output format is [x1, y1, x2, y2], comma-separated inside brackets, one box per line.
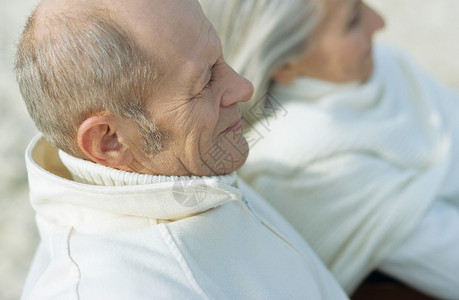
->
[275, 0, 385, 83]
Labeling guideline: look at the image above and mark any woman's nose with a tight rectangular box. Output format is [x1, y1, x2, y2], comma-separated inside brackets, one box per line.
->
[366, 4, 386, 35]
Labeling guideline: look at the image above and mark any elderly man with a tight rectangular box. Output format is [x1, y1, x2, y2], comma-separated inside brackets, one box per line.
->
[16, 0, 348, 299]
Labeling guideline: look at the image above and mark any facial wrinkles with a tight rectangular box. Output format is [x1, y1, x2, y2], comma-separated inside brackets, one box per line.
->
[180, 131, 206, 174]
[174, 24, 222, 174]
[196, 46, 230, 174]
[188, 24, 216, 98]
[174, 107, 217, 175]
[149, 13, 206, 113]
[159, 26, 216, 121]
[164, 19, 213, 104]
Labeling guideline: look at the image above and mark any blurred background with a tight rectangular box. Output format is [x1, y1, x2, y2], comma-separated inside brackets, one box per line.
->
[0, 0, 458, 299]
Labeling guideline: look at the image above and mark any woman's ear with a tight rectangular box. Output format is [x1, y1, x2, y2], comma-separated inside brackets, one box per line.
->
[77, 114, 133, 167]
[272, 63, 299, 85]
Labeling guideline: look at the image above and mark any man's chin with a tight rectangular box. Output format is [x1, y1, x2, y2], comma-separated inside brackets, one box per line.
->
[213, 150, 249, 176]
[197, 134, 250, 175]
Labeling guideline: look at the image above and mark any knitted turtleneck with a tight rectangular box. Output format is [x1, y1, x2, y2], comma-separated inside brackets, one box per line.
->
[25, 135, 242, 236]
[58, 149, 236, 187]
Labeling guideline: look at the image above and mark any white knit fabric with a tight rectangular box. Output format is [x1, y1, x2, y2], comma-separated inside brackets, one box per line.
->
[378, 199, 459, 299]
[22, 134, 348, 299]
[58, 149, 233, 187]
[239, 44, 459, 293]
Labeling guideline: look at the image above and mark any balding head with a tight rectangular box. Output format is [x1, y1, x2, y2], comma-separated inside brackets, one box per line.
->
[15, 0, 169, 157]
[34, 0, 98, 18]
[32, 0, 207, 71]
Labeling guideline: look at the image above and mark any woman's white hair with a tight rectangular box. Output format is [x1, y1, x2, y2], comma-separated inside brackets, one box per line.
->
[199, 0, 322, 124]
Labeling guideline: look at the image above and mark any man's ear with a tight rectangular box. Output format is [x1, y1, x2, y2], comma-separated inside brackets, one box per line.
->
[77, 114, 133, 167]
[272, 64, 298, 85]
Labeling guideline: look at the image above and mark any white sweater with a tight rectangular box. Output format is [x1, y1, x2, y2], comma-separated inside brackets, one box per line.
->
[239, 45, 459, 293]
[21, 134, 348, 299]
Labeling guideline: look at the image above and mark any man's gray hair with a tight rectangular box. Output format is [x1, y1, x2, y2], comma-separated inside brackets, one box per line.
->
[15, 6, 165, 157]
[198, 0, 322, 124]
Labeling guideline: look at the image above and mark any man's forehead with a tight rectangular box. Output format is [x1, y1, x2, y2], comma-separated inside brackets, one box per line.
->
[113, 0, 220, 96]
[156, 21, 222, 100]
[108, 0, 207, 54]
[110, 0, 203, 30]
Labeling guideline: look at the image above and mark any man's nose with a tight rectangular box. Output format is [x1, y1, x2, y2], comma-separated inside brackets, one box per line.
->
[221, 66, 254, 107]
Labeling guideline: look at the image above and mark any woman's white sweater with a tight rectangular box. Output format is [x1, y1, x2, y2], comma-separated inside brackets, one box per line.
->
[239, 44, 459, 293]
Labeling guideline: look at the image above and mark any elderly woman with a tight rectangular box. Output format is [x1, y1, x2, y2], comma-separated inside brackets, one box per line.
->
[199, 0, 459, 298]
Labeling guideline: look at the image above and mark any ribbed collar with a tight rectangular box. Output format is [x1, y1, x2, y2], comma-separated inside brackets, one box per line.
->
[26, 135, 242, 235]
[58, 149, 237, 187]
